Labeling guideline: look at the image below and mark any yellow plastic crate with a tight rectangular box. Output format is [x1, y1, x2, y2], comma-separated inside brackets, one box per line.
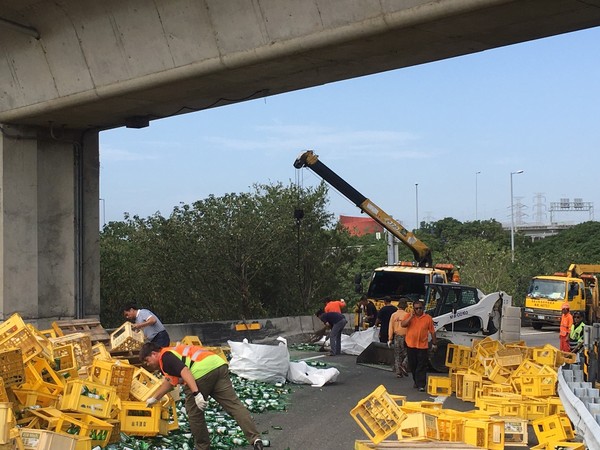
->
[110, 322, 145, 352]
[19, 428, 77, 450]
[0, 347, 25, 387]
[532, 414, 570, 444]
[436, 414, 464, 442]
[24, 357, 65, 395]
[494, 416, 528, 445]
[530, 441, 585, 450]
[427, 375, 452, 396]
[29, 407, 112, 449]
[463, 418, 504, 450]
[350, 385, 407, 444]
[50, 333, 93, 368]
[27, 407, 65, 430]
[11, 389, 60, 408]
[203, 346, 228, 363]
[455, 371, 483, 402]
[397, 412, 438, 440]
[57, 413, 113, 448]
[180, 336, 203, 346]
[557, 351, 577, 365]
[59, 379, 118, 419]
[517, 373, 557, 397]
[473, 337, 502, 361]
[445, 344, 471, 369]
[91, 343, 113, 362]
[119, 400, 170, 437]
[512, 359, 543, 378]
[0, 314, 46, 363]
[547, 397, 566, 416]
[476, 396, 521, 417]
[89, 359, 135, 400]
[483, 359, 511, 384]
[0, 378, 8, 403]
[479, 383, 514, 397]
[519, 399, 550, 421]
[52, 343, 78, 380]
[0, 402, 15, 445]
[531, 344, 558, 366]
[494, 348, 523, 367]
[129, 367, 164, 402]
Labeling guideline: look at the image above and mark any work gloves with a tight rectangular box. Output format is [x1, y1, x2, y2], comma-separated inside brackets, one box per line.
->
[194, 392, 208, 410]
[145, 397, 158, 407]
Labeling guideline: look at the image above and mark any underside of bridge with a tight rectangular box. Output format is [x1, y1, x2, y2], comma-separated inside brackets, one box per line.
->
[1, 0, 600, 130]
[0, 0, 599, 322]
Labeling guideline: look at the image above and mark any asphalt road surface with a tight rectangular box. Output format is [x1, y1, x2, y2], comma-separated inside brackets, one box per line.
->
[249, 328, 558, 449]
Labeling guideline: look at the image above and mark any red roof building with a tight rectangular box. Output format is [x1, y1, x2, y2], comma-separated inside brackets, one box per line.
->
[339, 215, 384, 237]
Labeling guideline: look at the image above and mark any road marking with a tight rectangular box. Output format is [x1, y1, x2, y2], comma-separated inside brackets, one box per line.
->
[520, 329, 554, 335]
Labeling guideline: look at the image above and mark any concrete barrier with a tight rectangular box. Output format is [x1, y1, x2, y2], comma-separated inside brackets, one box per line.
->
[163, 313, 356, 346]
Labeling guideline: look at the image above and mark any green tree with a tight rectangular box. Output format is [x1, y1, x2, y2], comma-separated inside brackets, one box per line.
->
[100, 182, 355, 326]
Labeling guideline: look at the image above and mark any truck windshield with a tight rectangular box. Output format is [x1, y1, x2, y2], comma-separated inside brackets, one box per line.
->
[367, 271, 427, 301]
[527, 279, 566, 300]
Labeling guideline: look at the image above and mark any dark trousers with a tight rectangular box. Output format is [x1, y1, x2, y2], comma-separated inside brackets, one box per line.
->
[406, 346, 429, 389]
[150, 330, 171, 347]
[185, 365, 260, 450]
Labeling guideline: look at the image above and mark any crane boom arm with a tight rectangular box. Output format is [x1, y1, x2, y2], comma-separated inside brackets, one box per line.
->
[294, 150, 433, 267]
[567, 264, 600, 278]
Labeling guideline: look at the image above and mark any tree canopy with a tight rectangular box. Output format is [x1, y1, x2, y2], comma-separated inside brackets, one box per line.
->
[100, 181, 600, 325]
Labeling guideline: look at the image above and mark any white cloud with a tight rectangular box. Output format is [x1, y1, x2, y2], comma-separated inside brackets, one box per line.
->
[100, 145, 160, 162]
[202, 123, 437, 159]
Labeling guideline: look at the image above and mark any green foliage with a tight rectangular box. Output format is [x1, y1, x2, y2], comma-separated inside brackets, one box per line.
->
[100, 183, 600, 323]
[100, 182, 355, 327]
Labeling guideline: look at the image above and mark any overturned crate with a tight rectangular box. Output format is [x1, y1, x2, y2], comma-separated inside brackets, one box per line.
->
[110, 322, 145, 353]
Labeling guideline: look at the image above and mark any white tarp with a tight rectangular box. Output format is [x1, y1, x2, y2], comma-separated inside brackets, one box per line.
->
[287, 360, 340, 387]
[228, 337, 289, 384]
[340, 327, 379, 355]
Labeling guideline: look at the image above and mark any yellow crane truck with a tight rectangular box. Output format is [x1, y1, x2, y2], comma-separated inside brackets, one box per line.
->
[524, 264, 600, 329]
[293, 149, 459, 310]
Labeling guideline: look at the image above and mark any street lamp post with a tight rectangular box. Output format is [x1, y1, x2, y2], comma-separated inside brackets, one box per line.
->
[475, 171, 481, 220]
[510, 170, 524, 262]
[415, 183, 419, 230]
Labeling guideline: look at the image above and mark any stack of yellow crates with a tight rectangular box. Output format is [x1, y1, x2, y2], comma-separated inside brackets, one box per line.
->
[352, 337, 584, 449]
[0, 313, 186, 450]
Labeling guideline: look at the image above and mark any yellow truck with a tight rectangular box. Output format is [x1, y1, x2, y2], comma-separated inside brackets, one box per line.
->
[293, 150, 459, 305]
[524, 264, 600, 329]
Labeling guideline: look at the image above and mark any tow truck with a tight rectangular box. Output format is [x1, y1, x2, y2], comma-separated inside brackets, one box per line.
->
[293, 150, 458, 307]
[294, 150, 521, 369]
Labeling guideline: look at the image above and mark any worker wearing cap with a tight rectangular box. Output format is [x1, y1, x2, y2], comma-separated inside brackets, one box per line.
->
[559, 302, 573, 352]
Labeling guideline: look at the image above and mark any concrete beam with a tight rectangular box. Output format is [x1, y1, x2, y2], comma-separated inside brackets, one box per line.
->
[1, 0, 600, 129]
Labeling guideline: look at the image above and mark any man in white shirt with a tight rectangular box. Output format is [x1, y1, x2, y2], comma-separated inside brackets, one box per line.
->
[123, 303, 171, 347]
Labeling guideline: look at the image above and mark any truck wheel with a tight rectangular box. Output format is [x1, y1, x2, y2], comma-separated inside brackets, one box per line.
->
[532, 322, 542, 330]
[428, 338, 451, 373]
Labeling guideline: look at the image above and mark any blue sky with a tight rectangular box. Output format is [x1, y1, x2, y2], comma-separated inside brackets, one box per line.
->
[100, 27, 600, 230]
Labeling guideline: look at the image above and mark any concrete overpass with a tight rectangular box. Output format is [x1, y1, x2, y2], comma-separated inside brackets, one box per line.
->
[1, 0, 600, 323]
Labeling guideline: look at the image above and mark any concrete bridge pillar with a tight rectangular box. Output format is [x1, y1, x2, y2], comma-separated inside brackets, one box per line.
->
[0, 125, 100, 325]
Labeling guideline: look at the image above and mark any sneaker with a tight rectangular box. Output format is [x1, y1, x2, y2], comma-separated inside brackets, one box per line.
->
[418, 387, 425, 392]
[253, 439, 264, 450]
